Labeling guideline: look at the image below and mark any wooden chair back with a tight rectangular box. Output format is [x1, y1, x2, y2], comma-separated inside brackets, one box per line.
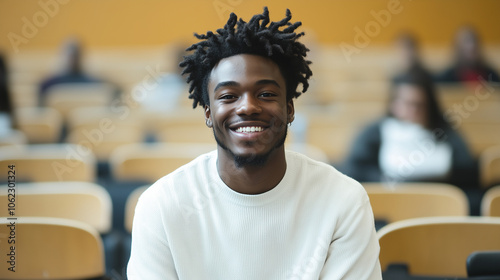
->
[0, 217, 105, 279]
[378, 216, 500, 277]
[363, 182, 469, 223]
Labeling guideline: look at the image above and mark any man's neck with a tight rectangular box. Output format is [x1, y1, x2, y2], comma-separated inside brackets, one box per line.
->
[216, 148, 287, 195]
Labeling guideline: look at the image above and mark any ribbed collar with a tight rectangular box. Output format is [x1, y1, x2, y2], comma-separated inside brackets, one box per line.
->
[210, 151, 294, 207]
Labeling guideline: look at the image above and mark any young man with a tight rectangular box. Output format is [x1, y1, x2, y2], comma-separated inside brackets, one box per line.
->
[128, 7, 381, 279]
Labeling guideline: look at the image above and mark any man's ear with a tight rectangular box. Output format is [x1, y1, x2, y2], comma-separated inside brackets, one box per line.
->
[287, 99, 295, 124]
[204, 105, 213, 128]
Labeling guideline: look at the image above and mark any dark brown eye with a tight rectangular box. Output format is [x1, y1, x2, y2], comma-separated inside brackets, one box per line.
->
[259, 92, 276, 98]
[220, 94, 236, 100]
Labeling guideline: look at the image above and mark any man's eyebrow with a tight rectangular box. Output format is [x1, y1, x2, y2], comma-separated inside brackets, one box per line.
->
[213, 79, 281, 92]
[214, 81, 240, 92]
[255, 79, 280, 88]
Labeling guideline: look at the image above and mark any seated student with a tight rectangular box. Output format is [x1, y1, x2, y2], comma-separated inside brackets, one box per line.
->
[38, 37, 119, 106]
[128, 7, 381, 280]
[0, 52, 16, 137]
[342, 70, 477, 189]
[391, 31, 433, 83]
[435, 25, 500, 84]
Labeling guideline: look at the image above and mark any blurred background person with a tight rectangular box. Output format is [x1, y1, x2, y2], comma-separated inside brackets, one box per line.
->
[435, 25, 500, 84]
[341, 71, 478, 190]
[391, 31, 433, 83]
[0, 52, 16, 137]
[38, 37, 120, 106]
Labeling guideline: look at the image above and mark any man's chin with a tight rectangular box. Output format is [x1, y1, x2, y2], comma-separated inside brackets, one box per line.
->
[214, 126, 288, 168]
[220, 146, 273, 168]
[233, 153, 270, 168]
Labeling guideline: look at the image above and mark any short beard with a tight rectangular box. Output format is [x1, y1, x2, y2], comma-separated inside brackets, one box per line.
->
[214, 126, 288, 169]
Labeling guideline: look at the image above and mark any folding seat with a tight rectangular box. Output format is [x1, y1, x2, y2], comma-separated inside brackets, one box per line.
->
[0, 144, 96, 182]
[378, 216, 500, 277]
[0, 217, 105, 279]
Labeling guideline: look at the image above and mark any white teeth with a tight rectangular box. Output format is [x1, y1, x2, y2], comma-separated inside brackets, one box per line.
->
[235, 126, 264, 133]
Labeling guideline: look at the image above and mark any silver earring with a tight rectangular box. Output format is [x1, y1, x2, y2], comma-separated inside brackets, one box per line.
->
[206, 119, 212, 128]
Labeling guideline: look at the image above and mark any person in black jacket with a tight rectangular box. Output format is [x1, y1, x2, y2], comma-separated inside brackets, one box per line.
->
[435, 25, 500, 84]
[391, 32, 433, 85]
[38, 37, 120, 106]
[342, 70, 478, 190]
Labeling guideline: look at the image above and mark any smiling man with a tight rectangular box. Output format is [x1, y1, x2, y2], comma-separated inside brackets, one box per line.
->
[128, 7, 381, 280]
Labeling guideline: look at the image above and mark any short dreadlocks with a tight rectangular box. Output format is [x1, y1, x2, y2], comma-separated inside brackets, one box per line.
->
[179, 7, 312, 108]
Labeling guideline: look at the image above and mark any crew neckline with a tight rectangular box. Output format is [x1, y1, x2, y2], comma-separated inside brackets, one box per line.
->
[209, 150, 294, 207]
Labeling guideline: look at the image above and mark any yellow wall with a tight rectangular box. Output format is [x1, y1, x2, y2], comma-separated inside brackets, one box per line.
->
[1, 0, 500, 53]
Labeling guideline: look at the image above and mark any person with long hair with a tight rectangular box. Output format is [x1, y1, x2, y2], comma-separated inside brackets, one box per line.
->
[342, 70, 477, 188]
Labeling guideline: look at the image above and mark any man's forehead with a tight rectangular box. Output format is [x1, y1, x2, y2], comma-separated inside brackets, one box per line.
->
[208, 54, 284, 87]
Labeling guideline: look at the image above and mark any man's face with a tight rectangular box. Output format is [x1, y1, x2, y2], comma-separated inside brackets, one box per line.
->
[205, 54, 294, 167]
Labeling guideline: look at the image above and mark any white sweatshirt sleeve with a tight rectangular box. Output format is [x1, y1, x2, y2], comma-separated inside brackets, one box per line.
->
[127, 188, 179, 280]
[320, 187, 382, 280]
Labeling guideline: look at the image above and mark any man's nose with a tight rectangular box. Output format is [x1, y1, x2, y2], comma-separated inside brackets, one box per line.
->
[235, 94, 262, 115]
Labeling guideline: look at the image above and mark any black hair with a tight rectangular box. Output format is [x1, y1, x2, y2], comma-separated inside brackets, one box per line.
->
[179, 7, 312, 108]
[0, 52, 16, 128]
[395, 31, 419, 54]
[389, 69, 449, 131]
[392, 31, 435, 80]
[453, 25, 486, 67]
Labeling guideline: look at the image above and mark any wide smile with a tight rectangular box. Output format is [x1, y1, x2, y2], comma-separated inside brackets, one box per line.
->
[234, 126, 265, 133]
[228, 122, 270, 141]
